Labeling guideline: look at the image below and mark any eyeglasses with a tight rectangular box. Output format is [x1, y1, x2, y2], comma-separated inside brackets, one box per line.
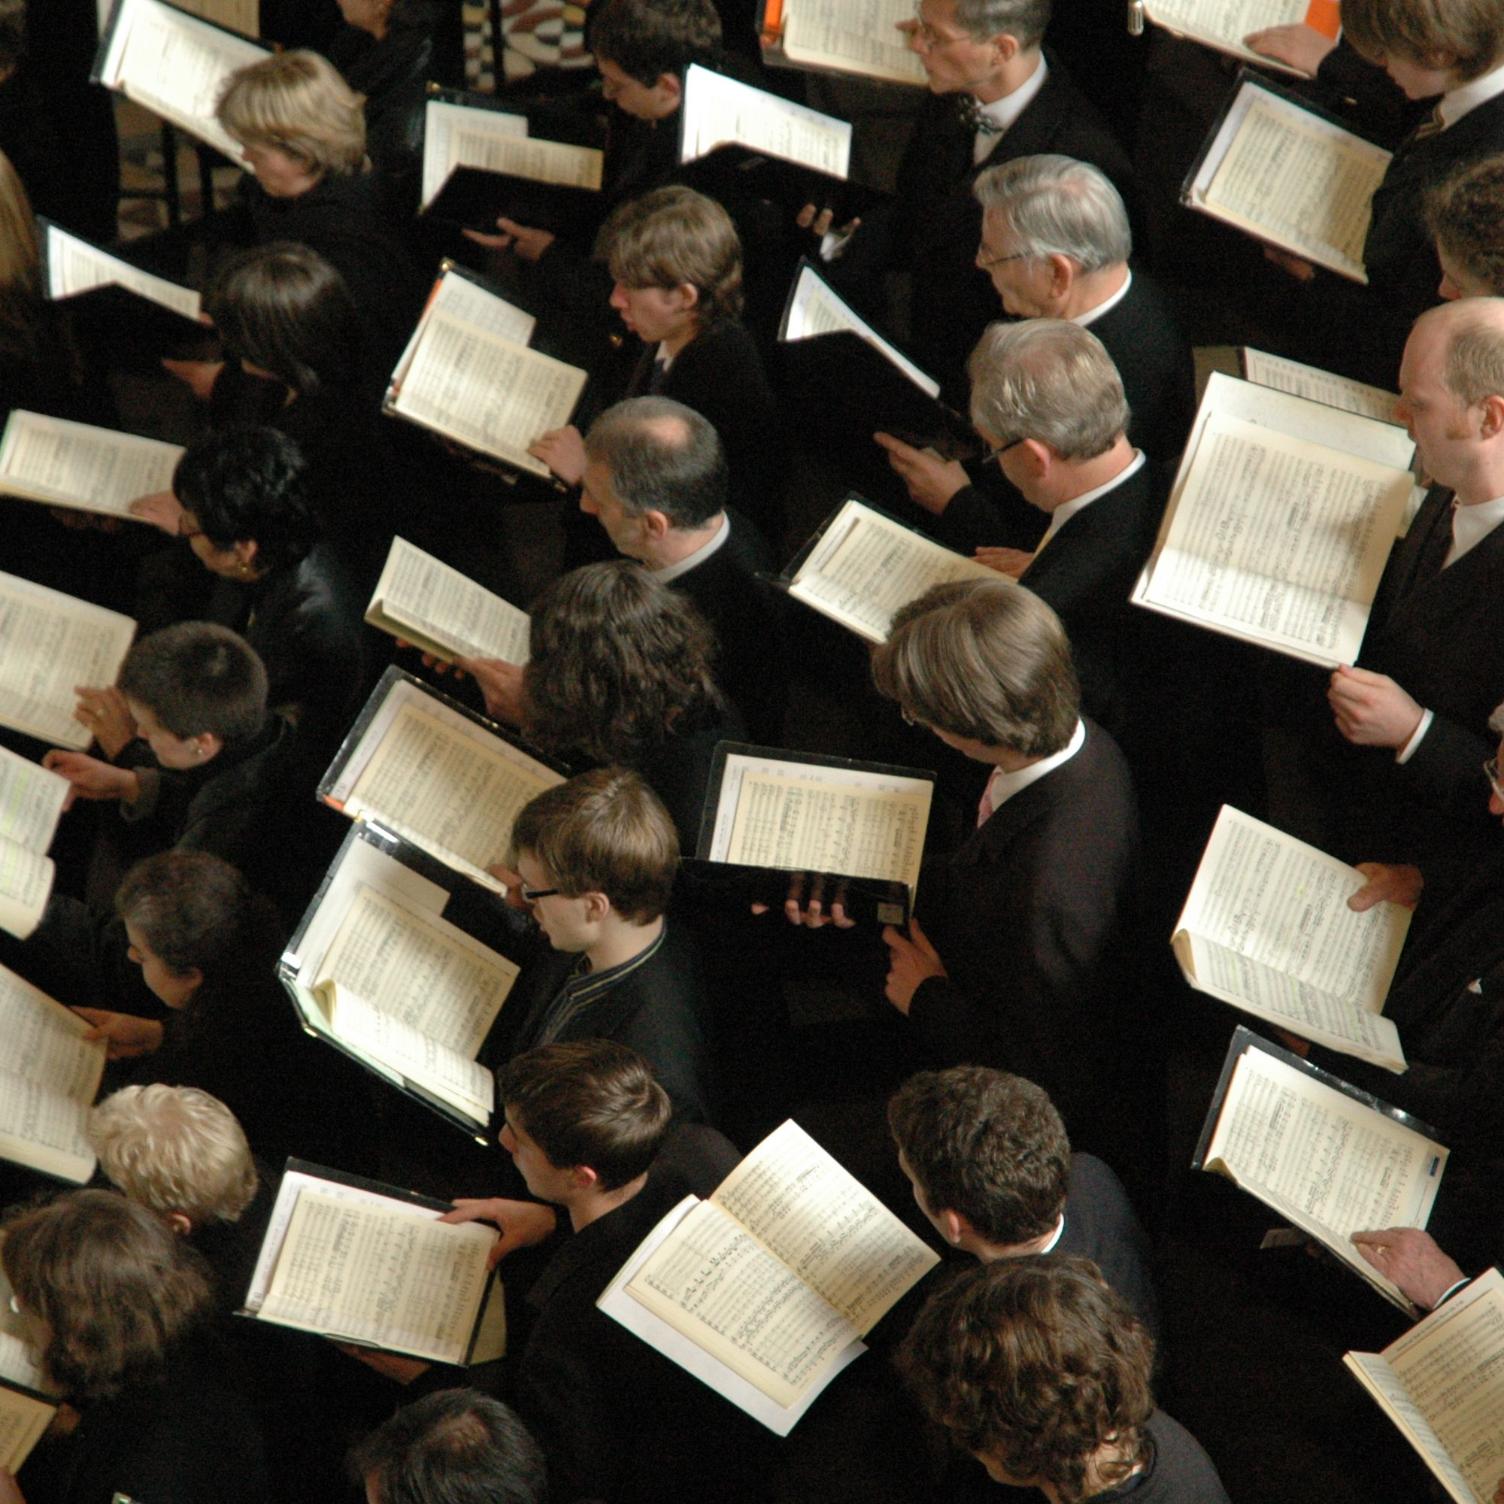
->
[981, 434, 1026, 464]
[1485, 755, 1504, 803]
[909, 2, 969, 48]
[519, 884, 561, 903]
[976, 248, 1033, 271]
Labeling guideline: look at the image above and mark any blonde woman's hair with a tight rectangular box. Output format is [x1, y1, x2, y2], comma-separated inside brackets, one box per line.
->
[217, 50, 367, 176]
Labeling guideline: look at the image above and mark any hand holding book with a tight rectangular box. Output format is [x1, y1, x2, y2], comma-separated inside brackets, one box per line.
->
[1243, 21, 1338, 76]
[1351, 1228, 1466, 1313]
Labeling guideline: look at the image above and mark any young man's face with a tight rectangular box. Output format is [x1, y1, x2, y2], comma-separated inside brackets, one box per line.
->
[516, 850, 598, 953]
[499, 1110, 577, 1203]
[597, 58, 680, 120]
[128, 697, 208, 771]
[1377, 52, 1460, 101]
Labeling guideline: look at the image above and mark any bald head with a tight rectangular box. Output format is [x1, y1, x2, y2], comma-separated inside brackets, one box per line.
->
[582, 396, 728, 529]
[1416, 297, 1504, 406]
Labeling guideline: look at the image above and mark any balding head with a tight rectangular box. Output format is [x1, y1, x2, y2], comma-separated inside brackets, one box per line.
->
[582, 396, 728, 529]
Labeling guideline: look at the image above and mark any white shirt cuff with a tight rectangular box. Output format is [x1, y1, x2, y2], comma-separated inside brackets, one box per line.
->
[1396, 708, 1434, 764]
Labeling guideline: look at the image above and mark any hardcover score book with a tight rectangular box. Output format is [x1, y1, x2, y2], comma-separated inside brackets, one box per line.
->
[1173, 806, 1412, 1071]
[1197, 346, 1401, 426]
[280, 823, 522, 1138]
[685, 742, 933, 926]
[41, 219, 203, 328]
[0, 412, 183, 522]
[598, 1120, 939, 1433]
[759, 0, 927, 86]
[385, 265, 587, 482]
[1140, 0, 1340, 74]
[0, 963, 107, 1183]
[93, 0, 272, 159]
[1194, 1029, 1447, 1312]
[366, 536, 531, 665]
[1130, 371, 1415, 666]
[1183, 71, 1392, 282]
[319, 667, 567, 897]
[780, 497, 996, 643]
[0, 573, 136, 749]
[1345, 1266, 1504, 1504]
[0, 749, 71, 941]
[240, 1160, 507, 1365]
[0, 1260, 58, 1473]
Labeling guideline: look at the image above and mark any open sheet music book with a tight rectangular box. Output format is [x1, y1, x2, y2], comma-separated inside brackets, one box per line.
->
[1131, 371, 1414, 666]
[385, 267, 586, 481]
[281, 823, 521, 1136]
[320, 668, 567, 897]
[0, 1259, 58, 1473]
[760, 0, 926, 85]
[1183, 71, 1391, 282]
[0, 573, 136, 748]
[1141, 0, 1339, 74]
[1346, 1267, 1504, 1504]
[782, 497, 995, 643]
[1194, 1029, 1447, 1312]
[687, 743, 932, 926]
[41, 220, 202, 325]
[0, 750, 70, 941]
[240, 1160, 507, 1365]
[598, 1120, 939, 1434]
[367, 537, 531, 665]
[679, 63, 852, 180]
[93, 0, 272, 158]
[0, 412, 182, 522]
[1174, 806, 1411, 1071]
[422, 91, 528, 211]
[0, 964, 107, 1183]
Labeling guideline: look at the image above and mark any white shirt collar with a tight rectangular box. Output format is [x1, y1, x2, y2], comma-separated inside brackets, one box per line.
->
[981, 717, 1086, 814]
[1073, 266, 1133, 328]
[1445, 492, 1504, 568]
[1038, 1213, 1065, 1254]
[1036, 451, 1145, 552]
[1441, 63, 1504, 128]
[972, 54, 1048, 163]
[651, 511, 731, 583]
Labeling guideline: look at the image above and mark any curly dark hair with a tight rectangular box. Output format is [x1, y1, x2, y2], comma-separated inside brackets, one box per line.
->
[896, 1255, 1154, 1501]
[522, 561, 724, 765]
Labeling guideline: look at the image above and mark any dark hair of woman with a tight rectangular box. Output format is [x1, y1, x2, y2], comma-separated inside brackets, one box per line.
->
[207, 241, 363, 397]
[1, 1190, 215, 1400]
[523, 561, 725, 766]
[173, 426, 320, 573]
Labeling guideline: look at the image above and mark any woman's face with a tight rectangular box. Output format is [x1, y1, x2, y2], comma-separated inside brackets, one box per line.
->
[180, 509, 253, 580]
[239, 141, 320, 198]
[126, 697, 215, 771]
[124, 922, 202, 1010]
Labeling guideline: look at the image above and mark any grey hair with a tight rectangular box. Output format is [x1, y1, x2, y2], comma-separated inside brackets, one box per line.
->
[582, 396, 728, 529]
[967, 320, 1128, 460]
[974, 155, 1132, 271]
[952, 0, 1050, 46]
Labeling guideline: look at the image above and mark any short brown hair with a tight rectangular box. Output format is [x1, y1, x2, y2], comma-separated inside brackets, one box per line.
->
[870, 578, 1078, 755]
[888, 1068, 1070, 1244]
[117, 622, 267, 743]
[589, 0, 721, 84]
[2, 1190, 215, 1399]
[1430, 156, 1504, 296]
[498, 1041, 672, 1189]
[216, 49, 367, 175]
[896, 1255, 1154, 1502]
[598, 185, 743, 327]
[509, 766, 678, 923]
[1341, 0, 1504, 79]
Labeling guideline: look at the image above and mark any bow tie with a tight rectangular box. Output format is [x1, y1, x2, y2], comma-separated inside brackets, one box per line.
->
[956, 95, 1004, 136]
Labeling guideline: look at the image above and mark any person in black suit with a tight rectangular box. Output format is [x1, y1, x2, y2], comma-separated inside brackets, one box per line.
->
[867, 578, 1143, 1155]
[826, 0, 1136, 400]
[579, 396, 787, 743]
[877, 154, 1190, 554]
[485, 767, 712, 1122]
[887, 1067, 1159, 1339]
[1321, 299, 1504, 866]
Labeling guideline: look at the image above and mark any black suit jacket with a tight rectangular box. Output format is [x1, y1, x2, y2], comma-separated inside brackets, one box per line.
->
[909, 720, 1141, 1148]
[1058, 1152, 1161, 1343]
[891, 55, 1137, 396]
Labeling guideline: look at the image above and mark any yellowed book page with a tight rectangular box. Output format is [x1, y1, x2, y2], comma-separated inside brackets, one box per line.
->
[316, 885, 516, 1056]
[421, 101, 529, 210]
[173, 0, 260, 35]
[0, 412, 183, 518]
[368, 537, 531, 664]
[0, 1261, 48, 1396]
[782, 0, 927, 85]
[1136, 411, 1410, 666]
[0, 748, 69, 853]
[790, 500, 995, 642]
[1194, 88, 1389, 280]
[0, 573, 136, 748]
[258, 1188, 496, 1363]
[708, 752, 929, 896]
[1241, 350, 1399, 425]
[323, 985, 494, 1121]
[0, 1065, 96, 1183]
[627, 1197, 862, 1407]
[1143, 0, 1308, 67]
[391, 310, 587, 477]
[710, 1120, 939, 1332]
[0, 839, 51, 943]
[680, 64, 852, 176]
[345, 702, 558, 880]
[0, 1386, 54, 1474]
[1205, 1047, 1446, 1301]
[431, 130, 602, 192]
[43, 224, 202, 320]
[0, 966, 107, 1108]
[782, 263, 938, 396]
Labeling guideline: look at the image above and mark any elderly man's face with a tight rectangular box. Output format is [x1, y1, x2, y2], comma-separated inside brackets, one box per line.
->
[977, 210, 1059, 318]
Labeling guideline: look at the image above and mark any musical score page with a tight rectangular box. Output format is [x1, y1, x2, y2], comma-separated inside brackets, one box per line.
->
[0, 1066, 96, 1183]
[681, 64, 851, 177]
[43, 224, 202, 319]
[0, 840, 50, 943]
[1241, 350, 1399, 425]
[0, 412, 183, 518]
[0, 749, 67, 854]
[421, 100, 529, 209]
[781, 0, 926, 85]
[783, 264, 939, 396]
[0, 969, 106, 1103]
[1143, 0, 1331, 69]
